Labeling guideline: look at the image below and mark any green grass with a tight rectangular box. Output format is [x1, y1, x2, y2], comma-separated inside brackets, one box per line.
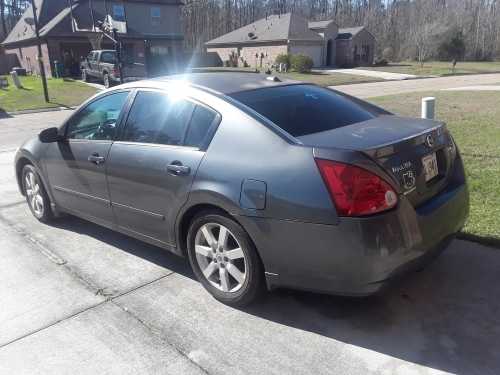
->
[361, 61, 500, 77]
[0, 75, 97, 112]
[369, 91, 500, 241]
[275, 71, 381, 86]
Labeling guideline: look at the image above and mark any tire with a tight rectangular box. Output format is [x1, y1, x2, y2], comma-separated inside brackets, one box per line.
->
[81, 69, 88, 82]
[187, 211, 265, 306]
[103, 73, 111, 89]
[22, 164, 53, 223]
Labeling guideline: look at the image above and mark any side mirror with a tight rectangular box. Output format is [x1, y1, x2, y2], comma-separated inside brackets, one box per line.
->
[39, 127, 62, 143]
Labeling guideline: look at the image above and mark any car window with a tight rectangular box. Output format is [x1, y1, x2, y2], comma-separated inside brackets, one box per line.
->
[230, 84, 385, 137]
[100, 51, 116, 64]
[184, 105, 217, 148]
[66, 92, 129, 140]
[122, 91, 195, 146]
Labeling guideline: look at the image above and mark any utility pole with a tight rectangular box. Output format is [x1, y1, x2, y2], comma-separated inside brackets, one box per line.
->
[112, 28, 124, 83]
[30, 0, 49, 102]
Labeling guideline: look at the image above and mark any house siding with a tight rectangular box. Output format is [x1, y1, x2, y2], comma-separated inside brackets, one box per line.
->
[207, 43, 288, 68]
[335, 29, 375, 67]
[4, 42, 53, 76]
[289, 41, 323, 67]
[352, 29, 375, 66]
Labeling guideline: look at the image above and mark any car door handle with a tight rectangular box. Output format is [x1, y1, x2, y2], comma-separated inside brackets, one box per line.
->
[88, 153, 105, 165]
[167, 163, 190, 176]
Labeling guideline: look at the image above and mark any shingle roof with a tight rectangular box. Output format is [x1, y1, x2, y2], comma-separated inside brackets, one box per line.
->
[308, 20, 334, 30]
[2, 0, 68, 45]
[2, 0, 183, 46]
[336, 26, 365, 40]
[206, 13, 323, 46]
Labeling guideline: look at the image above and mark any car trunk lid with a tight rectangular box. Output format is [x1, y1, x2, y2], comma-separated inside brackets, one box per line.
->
[298, 115, 456, 207]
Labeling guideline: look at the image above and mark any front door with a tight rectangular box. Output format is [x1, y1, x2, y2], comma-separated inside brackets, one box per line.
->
[106, 89, 219, 247]
[44, 91, 130, 226]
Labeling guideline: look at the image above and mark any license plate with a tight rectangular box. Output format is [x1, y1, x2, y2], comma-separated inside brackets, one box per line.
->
[422, 152, 438, 182]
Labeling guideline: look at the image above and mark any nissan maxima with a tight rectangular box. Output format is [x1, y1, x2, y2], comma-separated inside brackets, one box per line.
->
[15, 73, 469, 306]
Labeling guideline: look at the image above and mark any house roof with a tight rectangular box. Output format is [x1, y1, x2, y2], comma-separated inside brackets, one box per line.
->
[205, 13, 323, 46]
[336, 26, 366, 40]
[2, 0, 183, 46]
[3, 0, 69, 45]
[308, 20, 335, 30]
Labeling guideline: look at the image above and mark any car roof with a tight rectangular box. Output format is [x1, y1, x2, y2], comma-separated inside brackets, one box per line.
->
[122, 72, 303, 95]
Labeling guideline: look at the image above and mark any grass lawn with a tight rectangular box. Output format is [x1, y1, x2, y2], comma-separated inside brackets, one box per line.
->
[369, 91, 500, 241]
[275, 71, 381, 86]
[0, 75, 97, 112]
[361, 61, 500, 77]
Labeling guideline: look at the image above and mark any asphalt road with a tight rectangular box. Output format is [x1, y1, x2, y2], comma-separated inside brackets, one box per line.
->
[1, 110, 499, 375]
[333, 72, 500, 98]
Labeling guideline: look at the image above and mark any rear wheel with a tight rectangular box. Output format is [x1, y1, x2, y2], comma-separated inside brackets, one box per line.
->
[22, 165, 53, 223]
[187, 211, 265, 306]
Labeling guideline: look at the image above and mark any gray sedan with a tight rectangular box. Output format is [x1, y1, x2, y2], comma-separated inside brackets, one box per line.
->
[15, 73, 469, 306]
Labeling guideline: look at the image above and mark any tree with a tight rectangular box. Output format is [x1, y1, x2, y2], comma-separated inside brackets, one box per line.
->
[438, 29, 466, 61]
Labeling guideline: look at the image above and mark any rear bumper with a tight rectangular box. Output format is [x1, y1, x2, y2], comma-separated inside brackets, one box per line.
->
[238, 167, 469, 296]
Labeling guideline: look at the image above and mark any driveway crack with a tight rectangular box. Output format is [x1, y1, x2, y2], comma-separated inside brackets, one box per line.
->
[110, 299, 211, 375]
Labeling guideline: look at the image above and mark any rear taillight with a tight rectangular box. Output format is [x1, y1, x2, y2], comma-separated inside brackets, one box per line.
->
[315, 159, 398, 217]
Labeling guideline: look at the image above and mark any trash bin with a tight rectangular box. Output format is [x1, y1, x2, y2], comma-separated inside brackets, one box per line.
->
[0, 76, 8, 88]
[10, 70, 22, 88]
[12, 67, 27, 76]
[53, 61, 64, 78]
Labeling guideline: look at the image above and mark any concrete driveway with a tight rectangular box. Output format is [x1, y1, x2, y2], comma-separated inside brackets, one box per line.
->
[334, 72, 500, 98]
[1, 111, 499, 375]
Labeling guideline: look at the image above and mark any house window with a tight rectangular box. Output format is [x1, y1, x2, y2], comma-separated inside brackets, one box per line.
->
[151, 7, 161, 26]
[112, 4, 126, 22]
[150, 46, 170, 55]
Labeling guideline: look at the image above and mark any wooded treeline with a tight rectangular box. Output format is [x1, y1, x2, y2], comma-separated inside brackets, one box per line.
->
[182, 0, 500, 61]
[2, 0, 500, 61]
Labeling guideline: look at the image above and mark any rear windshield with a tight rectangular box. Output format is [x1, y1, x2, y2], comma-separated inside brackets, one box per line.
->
[230, 84, 387, 137]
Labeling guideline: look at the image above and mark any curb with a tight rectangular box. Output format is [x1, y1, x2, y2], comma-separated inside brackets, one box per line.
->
[6, 106, 76, 116]
[458, 232, 500, 249]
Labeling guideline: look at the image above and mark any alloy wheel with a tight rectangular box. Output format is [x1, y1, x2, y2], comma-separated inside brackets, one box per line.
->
[25, 171, 44, 217]
[194, 223, 247, 292]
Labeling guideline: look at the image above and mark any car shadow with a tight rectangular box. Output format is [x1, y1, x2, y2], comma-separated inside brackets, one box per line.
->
[48, 215, 499, 374]
[47, 214, 193, 278]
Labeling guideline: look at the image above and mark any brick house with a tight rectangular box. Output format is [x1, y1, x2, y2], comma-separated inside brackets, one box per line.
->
[205, 13, 375, 68]
[335, 26, 376, 67]
[1, 0, 184, 77]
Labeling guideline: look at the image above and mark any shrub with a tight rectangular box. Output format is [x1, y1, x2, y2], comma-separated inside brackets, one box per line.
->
[374, 58, 388, 66]
[382, 47, 394, 62]
[275, 53, 291, 66]
[438, 29, 466, 61]
[290, 54, 314, 73]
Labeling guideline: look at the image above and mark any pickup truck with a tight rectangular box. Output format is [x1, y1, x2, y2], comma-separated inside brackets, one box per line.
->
[80, 49, 146, 88]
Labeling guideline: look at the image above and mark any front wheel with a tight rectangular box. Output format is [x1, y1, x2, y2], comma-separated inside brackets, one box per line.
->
[187, 211, 265, 306]
[22, 165, 53, 223]
[103, 73, 111, 89]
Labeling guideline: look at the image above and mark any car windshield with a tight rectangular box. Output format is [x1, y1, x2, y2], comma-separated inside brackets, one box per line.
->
[230, 84, 388, 137]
